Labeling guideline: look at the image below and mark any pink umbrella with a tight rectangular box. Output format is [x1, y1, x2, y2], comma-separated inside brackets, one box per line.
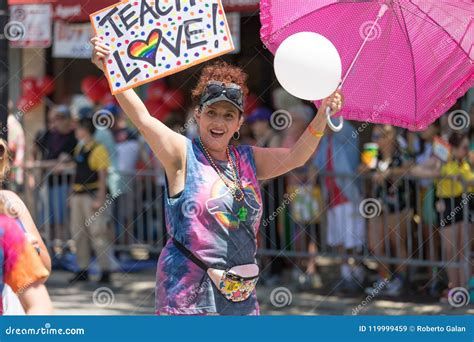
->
[261, 0, 474, 131]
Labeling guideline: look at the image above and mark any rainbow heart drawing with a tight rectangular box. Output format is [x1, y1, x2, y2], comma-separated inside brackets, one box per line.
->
[127, 29, 162, 66]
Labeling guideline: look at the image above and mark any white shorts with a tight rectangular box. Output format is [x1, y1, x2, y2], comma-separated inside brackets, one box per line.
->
[327, 202, 365, 249]
[3, 285, 25, 315]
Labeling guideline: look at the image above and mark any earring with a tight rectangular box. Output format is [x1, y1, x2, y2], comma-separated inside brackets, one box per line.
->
[233, 131, 241, 140]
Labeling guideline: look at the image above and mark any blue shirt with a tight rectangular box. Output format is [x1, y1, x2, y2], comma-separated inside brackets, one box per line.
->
[313, 122, 362, 204]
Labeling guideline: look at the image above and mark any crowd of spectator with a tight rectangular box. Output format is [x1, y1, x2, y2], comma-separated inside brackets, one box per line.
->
[8, 86, 473, 302]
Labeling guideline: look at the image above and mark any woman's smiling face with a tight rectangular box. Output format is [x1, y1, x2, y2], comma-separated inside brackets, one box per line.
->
[195, 101, 243, 155]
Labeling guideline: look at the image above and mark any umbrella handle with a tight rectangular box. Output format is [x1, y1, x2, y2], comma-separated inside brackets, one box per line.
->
[326, 107, 343, 132]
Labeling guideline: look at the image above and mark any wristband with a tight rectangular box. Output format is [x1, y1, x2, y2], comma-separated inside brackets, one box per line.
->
[307, 125, 324, 138]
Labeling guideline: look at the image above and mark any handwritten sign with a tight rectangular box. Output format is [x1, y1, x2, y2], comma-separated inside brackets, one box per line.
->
[90, 0, 234, 94]
[433, 136, 450, 162]
[53, 22, 93, 59]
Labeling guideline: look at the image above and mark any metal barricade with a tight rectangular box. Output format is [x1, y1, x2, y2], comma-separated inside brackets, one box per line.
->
[258, 172, 473, 284]
[23, 166, 472, 282]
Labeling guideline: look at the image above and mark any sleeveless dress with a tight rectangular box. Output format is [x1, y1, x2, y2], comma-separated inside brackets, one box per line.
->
[156, 138, 263, 315]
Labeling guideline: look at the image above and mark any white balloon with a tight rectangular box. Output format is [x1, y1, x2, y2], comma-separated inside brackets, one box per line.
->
[274, 32, 342, 101]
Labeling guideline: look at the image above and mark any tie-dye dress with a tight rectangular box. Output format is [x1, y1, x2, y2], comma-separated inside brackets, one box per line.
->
[156, 138, 263, 315]
[0, 215, 50, 314]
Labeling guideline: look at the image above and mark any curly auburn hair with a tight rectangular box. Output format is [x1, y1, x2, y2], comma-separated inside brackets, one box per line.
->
[191, 61, 249, 105]
[0, 139, 10, 183]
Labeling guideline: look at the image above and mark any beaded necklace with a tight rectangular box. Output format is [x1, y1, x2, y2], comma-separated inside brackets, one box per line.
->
[197, 138, 248, 221]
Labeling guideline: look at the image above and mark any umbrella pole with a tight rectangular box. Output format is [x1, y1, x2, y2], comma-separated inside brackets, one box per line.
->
[340, 3, 389, 87]
[326, 3, 389, 132]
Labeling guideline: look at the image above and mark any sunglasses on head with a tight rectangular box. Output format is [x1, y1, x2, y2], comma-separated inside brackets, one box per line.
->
[200, 81, 244, 112]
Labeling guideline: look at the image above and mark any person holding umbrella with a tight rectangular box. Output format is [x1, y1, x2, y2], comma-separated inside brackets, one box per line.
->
[90, 37, 343, 315]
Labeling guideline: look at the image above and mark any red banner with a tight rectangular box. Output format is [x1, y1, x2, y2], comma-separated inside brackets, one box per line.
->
[222, 0, 259, 13]
[8, 0, 259, 22]
[53, 0, 117, 22]
[8, 0, 55, 4]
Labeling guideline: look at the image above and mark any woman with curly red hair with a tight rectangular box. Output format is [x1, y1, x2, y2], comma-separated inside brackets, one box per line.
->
[91, 37, 343, 315]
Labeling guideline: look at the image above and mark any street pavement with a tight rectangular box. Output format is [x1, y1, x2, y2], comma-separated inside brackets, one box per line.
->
[46, 270, 473, 316]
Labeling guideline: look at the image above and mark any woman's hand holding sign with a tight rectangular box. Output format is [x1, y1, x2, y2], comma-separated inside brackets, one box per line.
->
[91, 37, 110, 72]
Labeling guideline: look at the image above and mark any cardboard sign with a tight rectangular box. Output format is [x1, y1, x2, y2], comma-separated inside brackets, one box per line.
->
[53, 22, 94, 59]
[433, 136, 451, 162]
[10, 4, 53, 48]
[90, 0, 234, 94]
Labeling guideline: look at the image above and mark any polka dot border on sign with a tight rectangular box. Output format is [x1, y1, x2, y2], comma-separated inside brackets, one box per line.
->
[91, 0, 234, 93]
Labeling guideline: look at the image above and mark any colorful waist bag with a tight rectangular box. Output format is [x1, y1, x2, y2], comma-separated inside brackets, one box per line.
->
[173, 238, 259, 302]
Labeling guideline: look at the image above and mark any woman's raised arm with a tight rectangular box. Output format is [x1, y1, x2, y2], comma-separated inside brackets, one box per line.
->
[90, 37, 186, 173]
[253, 92, 342, 180]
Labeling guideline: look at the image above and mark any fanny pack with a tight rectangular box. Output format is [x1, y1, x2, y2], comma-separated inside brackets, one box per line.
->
[172, 238, 259, 302]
